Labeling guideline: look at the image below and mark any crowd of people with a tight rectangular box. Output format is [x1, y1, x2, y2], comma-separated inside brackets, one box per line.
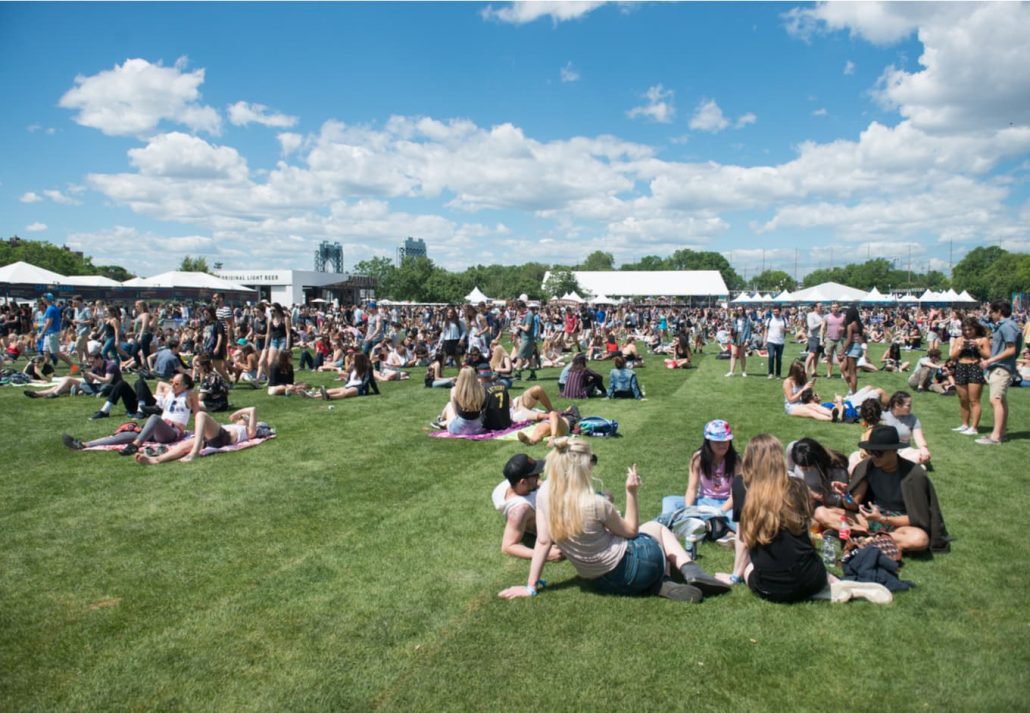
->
[4, 288, 1027, 603]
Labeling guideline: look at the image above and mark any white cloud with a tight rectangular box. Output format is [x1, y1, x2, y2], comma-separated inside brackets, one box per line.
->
[277, 132, 304, 156]
[58, 57, 221, 137]
[844, 60, 855, 75]
[628, 84, 675, 123]
[43, 189, 80, 205]
[812, 108, 828, 117]
[482, 1, 607, 25]
[688, 99, 729, 133]
[783, 3, 923, 45]
[26, 124, 55, 134]
[20, 192, 42, 203]
[127, 132, 249, 180]
[735, 112, 757, 129]
[25, 222, 47, 233]
[560, 61, 580, 83]
[227, 101, 298, 128]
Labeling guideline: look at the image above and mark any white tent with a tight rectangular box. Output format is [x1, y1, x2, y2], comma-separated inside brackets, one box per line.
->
[899, 294, 919, 304]
[123, 271, 254, 292]
[942, 288, 961, 303]
[760, 293, 774, 302]
[60, 274, 123, 287]
[0, 261, 65, 284]
[861, 286, 894, 304]
[592, 293, 615, 304]
[772, 290, 793, 303]
[956, 290, 978, 304]
[789, 281, 867, 303]
[563, 291, 585, 303]
[731, 292, 755, 304]
[918, 289, 939, 302]
[464, 286, 490, 303]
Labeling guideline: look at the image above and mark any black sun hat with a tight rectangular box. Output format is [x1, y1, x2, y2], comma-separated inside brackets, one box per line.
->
[858, 425, 904, 452]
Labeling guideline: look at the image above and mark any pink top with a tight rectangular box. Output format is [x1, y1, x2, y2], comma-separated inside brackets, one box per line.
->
[699, 458, 732, 499]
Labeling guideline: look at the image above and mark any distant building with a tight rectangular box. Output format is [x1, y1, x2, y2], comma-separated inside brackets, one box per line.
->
[216, 268, 375, 306]
[396, 237, 427, 265]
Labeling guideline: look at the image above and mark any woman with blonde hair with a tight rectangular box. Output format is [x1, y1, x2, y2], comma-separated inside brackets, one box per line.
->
[489, 342, 514, 385]
[499, 438, 729, 602]
[720, 434, 891, 604]
[437, 366, 486, 435]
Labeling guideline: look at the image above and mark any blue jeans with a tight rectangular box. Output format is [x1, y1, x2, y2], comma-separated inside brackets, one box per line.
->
[593, 534, 665, 596]
[766, 342, 784, 376]
[660, 496, 737, 532]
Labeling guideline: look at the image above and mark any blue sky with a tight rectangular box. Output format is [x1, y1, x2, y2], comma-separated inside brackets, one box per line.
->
[2, 2, 1028, 279]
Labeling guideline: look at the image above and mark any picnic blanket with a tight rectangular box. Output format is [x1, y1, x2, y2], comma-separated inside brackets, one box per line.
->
[83, 434, 275, 457]
[428, 421, 534, 441]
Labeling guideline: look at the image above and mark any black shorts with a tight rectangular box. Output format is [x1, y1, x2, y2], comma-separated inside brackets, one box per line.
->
[954, 361, 985, 386]
[205, 427, 233, 449]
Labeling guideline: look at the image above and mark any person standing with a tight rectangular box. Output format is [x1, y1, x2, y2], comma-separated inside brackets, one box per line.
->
[38, 293, 75, 370]
[763, 305, 787, 379]
[821, 303, 845, 378]
[949, 317, 990, 435]
[725, 308, 751, 377]
[977, 300, 1023, 445]
[804, 302, 824, 377]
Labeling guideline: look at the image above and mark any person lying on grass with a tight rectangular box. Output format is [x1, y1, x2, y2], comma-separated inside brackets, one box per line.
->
[499, 437, 730, 603]
[62, 372, 200, 455]
[493, 453, 563, 562]
[717, 433, 892, 604]
[134, 407, 266, 465]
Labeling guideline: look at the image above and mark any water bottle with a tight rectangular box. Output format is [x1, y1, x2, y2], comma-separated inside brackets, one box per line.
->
[821, 532, 837, 565]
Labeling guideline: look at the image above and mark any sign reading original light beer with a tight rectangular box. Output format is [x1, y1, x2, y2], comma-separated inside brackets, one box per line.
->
[218, 272, 286, 283]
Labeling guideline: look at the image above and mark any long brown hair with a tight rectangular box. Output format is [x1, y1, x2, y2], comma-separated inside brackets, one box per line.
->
[740, 434, 810, 547]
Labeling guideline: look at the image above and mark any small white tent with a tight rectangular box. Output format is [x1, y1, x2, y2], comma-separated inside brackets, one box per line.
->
[464, 286, 490, 303]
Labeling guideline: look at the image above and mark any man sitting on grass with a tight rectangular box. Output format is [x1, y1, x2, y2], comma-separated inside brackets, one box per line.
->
[492, 454, 563, 561]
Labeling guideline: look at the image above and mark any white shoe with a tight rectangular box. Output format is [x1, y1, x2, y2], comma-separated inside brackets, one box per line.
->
[741, 372, 748, 377]
[830, 580, 893, 604]
[952, 424, 969, 432]
[767, 374, 775, 379]
[961, 426, 978, 435]
[725, 372, 733, 377]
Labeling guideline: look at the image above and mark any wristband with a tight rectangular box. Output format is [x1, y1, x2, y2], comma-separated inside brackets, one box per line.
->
[729, 574, 743, 585]
[526, 585, 537, 597]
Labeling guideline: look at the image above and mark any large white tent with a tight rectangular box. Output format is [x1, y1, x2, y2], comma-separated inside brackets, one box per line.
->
[60, 274, 123, 287]
[788, 281, 867, 303]
[0, 261, 65, 285]
[123, 271, 254, 293]
[542, 270, 728, 298]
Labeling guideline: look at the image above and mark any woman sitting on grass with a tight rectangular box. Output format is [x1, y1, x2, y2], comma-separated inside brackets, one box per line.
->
[606, 355, 643, 399]
[664, 332, 692, 369]
[135, 406, 269, 464]
[661, 419, 740, 533]
[489, 342, 514, 386]
[881, 391, 932, 465]
[719, 434, 891, 604]
[499, 438, 730, 603]
[267, 350, 310, 397]
[435, 366, 485, 435]
[425, 351, 454, 389]
[785, 438, 850, 531]
[783, 361, 835, 421]
[321, 352, 379, 400]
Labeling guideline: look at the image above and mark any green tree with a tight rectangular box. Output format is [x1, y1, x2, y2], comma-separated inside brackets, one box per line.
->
[620, 255, 665, 271]
[541, 268, 583, 299]
[96, 265, 134, 282]
[579, 250, 615, 271]
[179, 256, 211, 273]
[751, 270, 796, 292]
[952, 246, 1009, 300]
[354, 256, 397, 298]
[0, 237, 100, 276]
[664, 249, 745, 290]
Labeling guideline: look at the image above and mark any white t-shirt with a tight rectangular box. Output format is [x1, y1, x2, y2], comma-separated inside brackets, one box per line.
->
[765, 316, 787, 345]
[492, 480, 537, 520]
[807, 311, 824, 338]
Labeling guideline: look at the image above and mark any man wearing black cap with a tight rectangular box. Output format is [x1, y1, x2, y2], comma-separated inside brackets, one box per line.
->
[492, 454, 563, 561]
[840, 425, 950, 554]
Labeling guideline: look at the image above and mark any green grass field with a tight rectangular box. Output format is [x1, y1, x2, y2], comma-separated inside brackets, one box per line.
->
[2, 343, 1029, 711]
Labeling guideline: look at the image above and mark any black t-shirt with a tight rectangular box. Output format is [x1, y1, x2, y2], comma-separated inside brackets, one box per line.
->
[863, 462, 908, 514]
[481, 383, 512, 431]
[732, 476, 826, 603]
[269, 363, 294, 387]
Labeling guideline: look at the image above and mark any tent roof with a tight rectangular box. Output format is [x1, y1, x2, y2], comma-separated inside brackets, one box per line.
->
[956, 290, 978, 303]
[464, 286, 490, 303]
[789, 281, 867, 303]
[60, 274, 123, 287]
[543, 270, 728, 297]
[0, 261, 65, 284]
[861, 286, 895, 303]
[124, 271, 254, 292]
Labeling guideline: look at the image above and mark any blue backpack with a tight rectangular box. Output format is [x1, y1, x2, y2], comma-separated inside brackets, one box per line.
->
[576, 416, 619, 437]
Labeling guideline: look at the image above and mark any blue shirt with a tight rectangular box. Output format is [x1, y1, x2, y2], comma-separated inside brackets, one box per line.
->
[989, 317, 1022, 374]
[42, 304, 62, 335]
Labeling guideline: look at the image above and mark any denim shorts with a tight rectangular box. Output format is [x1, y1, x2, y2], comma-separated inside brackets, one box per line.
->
[269, 337, 287, 350]
[593, 534, 665, 596]
[447, 414, 484, 436]
[845, 342, 863, 359]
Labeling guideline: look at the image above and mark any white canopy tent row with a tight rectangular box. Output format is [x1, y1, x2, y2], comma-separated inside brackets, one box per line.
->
[0, 261, 255, 302]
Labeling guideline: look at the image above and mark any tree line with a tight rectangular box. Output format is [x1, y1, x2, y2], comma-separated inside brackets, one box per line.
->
[4, 236, 1026, 302]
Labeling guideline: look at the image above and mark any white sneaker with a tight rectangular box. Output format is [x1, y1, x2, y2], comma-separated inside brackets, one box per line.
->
[741, 372, 748, 378]
[767, 374, 775, 379]
[961, 426, 978, 435]
[952, 424, 969, 432]
[831, 580, 893, 604]
[725, 372, 733, 377]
